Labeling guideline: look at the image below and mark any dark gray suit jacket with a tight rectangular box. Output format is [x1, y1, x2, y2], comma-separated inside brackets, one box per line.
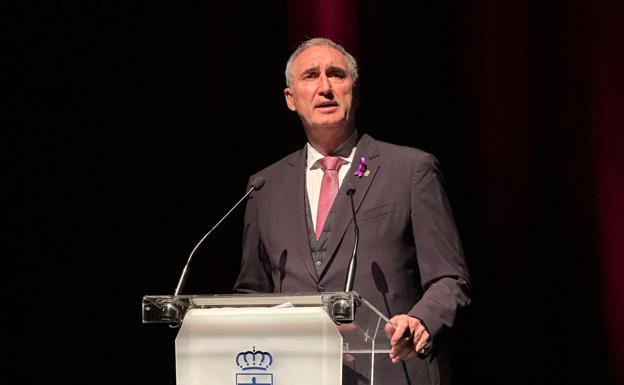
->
[234, 133, 471, 385]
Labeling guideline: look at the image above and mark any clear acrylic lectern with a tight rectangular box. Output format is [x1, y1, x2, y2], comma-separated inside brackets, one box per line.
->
[142, 291, 392, 385]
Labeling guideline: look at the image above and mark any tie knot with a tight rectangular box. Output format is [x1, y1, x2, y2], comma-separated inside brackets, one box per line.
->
[320, 156, 341, 171]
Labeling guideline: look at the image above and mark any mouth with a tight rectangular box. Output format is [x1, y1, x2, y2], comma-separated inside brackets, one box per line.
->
[315, 101, 339, 110]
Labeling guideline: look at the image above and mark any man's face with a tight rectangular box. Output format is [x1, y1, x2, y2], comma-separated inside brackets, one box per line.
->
[284, 45, 355, 133]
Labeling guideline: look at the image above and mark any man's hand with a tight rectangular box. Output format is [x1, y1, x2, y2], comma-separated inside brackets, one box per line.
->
[384, 314, 431, 364]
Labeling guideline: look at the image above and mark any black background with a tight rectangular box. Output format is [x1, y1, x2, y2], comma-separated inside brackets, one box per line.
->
[4, 1, 615, 384]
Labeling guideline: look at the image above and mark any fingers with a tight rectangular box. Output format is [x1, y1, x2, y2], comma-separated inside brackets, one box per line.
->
[386, 315, 431, 364]
[389, 338, 416, 363]
[387, 315, 412, 344]
[383, 321, 396, 339]
[387, 315, 414, 345]
[414, 328, 430, 353]
[390, 321, 409, 346]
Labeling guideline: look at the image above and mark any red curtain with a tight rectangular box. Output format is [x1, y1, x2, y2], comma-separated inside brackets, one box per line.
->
[286, 0, 359, 55]
[589, 1, 624, 380]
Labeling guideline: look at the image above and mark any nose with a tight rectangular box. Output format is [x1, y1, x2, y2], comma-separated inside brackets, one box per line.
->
[318, 73, 333, 96]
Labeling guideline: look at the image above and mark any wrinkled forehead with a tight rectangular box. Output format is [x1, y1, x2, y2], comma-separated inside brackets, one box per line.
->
[292, 45, 349, 73]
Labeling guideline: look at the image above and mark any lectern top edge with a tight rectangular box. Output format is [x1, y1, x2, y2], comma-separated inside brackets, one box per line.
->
[142, 291, 371, 325]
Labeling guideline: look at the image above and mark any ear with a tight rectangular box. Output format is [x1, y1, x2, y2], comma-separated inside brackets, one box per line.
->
[284, 87, 296, 111]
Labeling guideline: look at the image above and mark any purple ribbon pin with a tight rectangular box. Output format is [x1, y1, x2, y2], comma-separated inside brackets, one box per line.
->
[354, 156, 367, 178]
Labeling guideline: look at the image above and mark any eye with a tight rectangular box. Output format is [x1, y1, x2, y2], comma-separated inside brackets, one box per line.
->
[327, 69, 346, 79]
[302, 70, 319, 80]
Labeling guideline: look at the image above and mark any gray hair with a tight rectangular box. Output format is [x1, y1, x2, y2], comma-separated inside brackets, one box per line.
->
[284, 37, 359, 88]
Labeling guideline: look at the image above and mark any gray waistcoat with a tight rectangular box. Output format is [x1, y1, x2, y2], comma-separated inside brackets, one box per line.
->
[305, 191, 338, 277]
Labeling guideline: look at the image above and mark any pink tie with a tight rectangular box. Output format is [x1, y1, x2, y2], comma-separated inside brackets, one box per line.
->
[316, 156, 341, 239]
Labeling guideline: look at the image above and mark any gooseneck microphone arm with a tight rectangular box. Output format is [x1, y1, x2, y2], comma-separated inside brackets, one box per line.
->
[327, 186, 360, 323]
[173, 177, 265, 296]
[345, 188, 359, 292]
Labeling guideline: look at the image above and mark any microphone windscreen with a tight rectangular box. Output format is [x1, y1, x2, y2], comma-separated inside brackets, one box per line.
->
[346, 186, 356, 196]
[250, 177, 266, 190]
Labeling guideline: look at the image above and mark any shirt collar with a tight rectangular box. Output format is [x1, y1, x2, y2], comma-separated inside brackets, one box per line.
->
[306, 129, 358, 171]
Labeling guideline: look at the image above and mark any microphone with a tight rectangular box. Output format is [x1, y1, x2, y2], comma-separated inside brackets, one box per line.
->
[173, 176, 265, 296]
[330, 186, 360, 323]
[344, 187, 359, 292]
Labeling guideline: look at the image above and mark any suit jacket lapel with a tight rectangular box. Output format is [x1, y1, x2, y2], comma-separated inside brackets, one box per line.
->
[319, 134, 380, 280]
[285, 146, 320, 283]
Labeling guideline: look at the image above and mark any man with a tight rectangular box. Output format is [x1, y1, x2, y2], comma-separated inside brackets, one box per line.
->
[234, 37, 471, 385]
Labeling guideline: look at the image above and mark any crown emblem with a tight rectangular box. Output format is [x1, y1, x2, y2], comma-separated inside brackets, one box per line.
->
[235, 347, 273, 371]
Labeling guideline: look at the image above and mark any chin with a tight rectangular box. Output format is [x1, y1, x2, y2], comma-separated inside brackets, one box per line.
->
[312, 121, 345, 130]
[313, 116, 348, 128]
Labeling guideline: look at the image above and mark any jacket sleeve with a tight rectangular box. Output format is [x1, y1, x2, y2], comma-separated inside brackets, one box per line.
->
[407, 153, 472, 338]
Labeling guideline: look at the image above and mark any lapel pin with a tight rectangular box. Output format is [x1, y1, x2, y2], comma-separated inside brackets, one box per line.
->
[354, 156, 367, 178]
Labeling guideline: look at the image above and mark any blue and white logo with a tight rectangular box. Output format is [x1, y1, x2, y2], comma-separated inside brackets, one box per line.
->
[235, 346, 273, 385]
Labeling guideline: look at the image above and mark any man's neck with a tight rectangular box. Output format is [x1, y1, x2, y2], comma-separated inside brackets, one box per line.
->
[305, 125, 356, 156]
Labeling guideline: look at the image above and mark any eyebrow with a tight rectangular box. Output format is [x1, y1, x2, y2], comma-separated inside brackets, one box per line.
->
[326, 65, 346, 74]
[300, 65, 347, 78]
[300, 66, 320, 78]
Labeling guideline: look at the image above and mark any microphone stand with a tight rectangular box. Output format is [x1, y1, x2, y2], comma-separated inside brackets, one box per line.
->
[174, 184, 260, 296]
[344, 188, 359, 292]
[160, 178, 265, 326]
[330, 188, 360, 323]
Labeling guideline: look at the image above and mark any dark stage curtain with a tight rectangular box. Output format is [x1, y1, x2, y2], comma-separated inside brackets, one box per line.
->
[5, 1, 622, 384]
